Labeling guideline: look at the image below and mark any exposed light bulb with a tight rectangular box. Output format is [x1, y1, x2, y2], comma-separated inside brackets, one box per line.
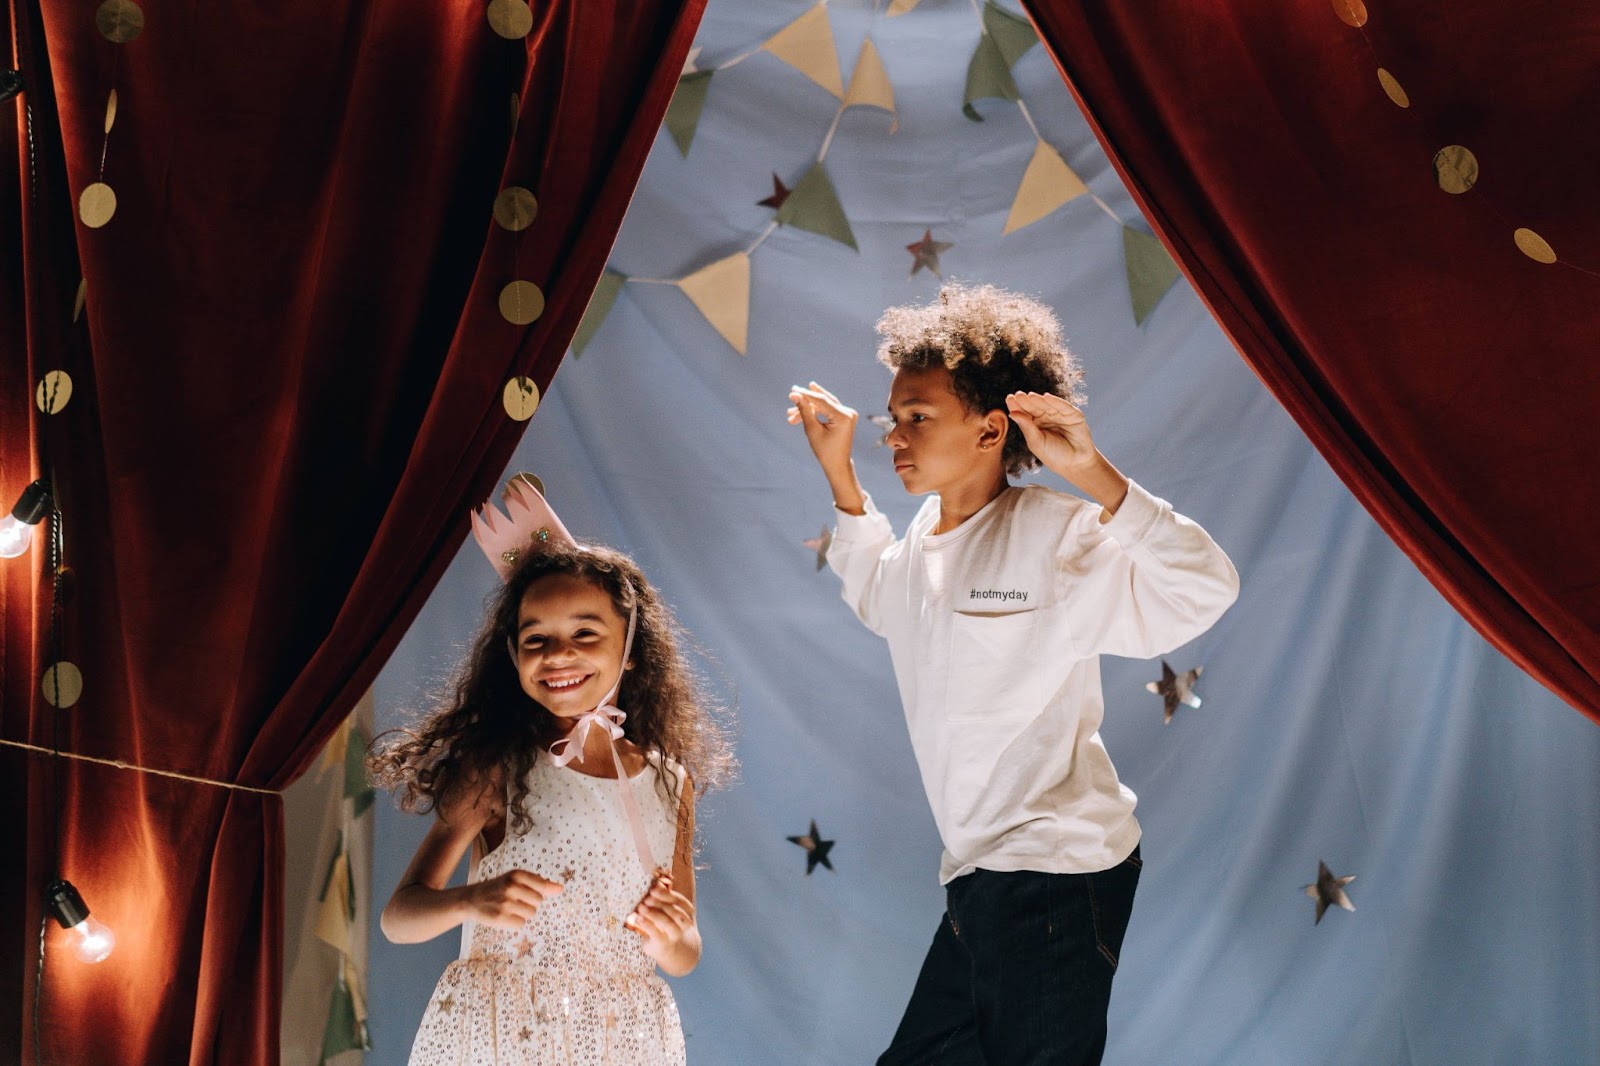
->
[45, 879, 114, 964]
[1, 480, 51, 558]
[0, 514, 32, 557]
[68, 915, 116, 964]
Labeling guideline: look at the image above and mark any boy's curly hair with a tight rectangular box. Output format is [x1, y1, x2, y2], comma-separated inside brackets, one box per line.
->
[875, 282, 1085, 476]
[368, 542, 734, 834]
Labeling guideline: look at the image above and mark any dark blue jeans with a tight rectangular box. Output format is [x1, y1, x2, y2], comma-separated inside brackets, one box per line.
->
[877, 849, 1142, 1065]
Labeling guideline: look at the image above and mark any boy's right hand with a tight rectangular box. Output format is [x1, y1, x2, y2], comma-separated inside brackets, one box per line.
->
[787, 381, 858, 475]
[463, 869, 562, 930]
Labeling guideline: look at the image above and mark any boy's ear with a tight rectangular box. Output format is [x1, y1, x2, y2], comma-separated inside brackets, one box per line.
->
[978, 409, 1010, 451]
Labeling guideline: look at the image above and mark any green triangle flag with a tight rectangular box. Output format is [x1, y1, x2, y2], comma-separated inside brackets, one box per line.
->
[320, 971, 368, 1061]
[665, 71, 713, 157]
[571, 271, 626, 358]
[776, 162, 857, 250]
[341, 723, 374, 819]
[983, 0, 1039, 69]
[1123, 225, 1181, 325]
[962, 34, 1019, 121]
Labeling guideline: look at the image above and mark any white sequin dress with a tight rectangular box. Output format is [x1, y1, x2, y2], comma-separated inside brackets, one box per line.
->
[407, 749, 687, 1065]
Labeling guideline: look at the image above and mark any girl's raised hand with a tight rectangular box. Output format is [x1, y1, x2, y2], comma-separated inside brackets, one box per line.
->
[463, 869, 562, 931]
[787, 381, 858, 475]
[625, 872, 697, 967]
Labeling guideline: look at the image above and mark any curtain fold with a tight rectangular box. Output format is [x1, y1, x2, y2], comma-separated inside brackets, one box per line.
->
[2, 1, 705, 1061]
[1021, 1, 1600, 721]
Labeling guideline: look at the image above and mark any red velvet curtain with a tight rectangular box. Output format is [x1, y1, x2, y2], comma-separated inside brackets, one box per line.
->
[1, 0, 704, 1061]
[1023, 1, 1600, 721]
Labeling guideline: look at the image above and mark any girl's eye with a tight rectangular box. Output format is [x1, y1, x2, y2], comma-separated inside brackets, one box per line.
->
[909, 413, 926, 423]
[574, 629, 601, 642]
[521, 637, 545, 649]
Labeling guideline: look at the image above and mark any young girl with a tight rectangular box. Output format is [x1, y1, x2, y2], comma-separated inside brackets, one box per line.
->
[370, 479, 732, 1065]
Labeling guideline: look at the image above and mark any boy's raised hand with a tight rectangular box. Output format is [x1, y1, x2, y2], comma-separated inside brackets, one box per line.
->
[1006, 391, 1099, 474]
[1007, 391, 1129, 516]
[787, 381, 858, 473]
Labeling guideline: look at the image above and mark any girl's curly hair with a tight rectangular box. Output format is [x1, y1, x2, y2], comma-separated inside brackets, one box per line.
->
[875, 281, 1085, 476]
[368, 542, 734, 834]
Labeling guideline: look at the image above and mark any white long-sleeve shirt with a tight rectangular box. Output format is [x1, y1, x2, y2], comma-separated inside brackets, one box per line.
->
[827, 479, 1239, 883]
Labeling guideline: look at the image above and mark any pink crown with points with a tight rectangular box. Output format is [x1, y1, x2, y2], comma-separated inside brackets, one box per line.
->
[470, 474, 575, 581]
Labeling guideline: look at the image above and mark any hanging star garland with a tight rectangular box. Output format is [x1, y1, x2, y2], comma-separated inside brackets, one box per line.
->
[786, 819, 836, 874]
[1304, 860, 1357, 924]
[1146, 660, 1203, 724]
[906, 228, 953, 277]
[758, 173, 793, 210]
[802, 526, 832, 570]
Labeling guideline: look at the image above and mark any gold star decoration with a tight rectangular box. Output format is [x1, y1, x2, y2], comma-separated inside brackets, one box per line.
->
[1146, 660, 1203, 725]
[906, 229, 953, 278]
[787, 819, 836, 875]
[437, 992, 456, 1014]
[606, 914, 620, 930]
[518, 1025, 533, 1042]
[802, 526, 832, 571]
[516, 938, 536, 959]
[1304, 860, 1357, 925]
[758, 173, 792, 210]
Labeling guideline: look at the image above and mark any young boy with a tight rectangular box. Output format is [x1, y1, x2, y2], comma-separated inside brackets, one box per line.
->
[786, 283, 1239, 1064]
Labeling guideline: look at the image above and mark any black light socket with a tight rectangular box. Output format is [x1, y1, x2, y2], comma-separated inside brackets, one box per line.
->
[45, 879, 90, 929]
[10, 479, 51, 525]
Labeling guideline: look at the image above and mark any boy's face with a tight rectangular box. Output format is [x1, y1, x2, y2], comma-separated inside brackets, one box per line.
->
[514, 573, 629, 722]
[884, 366, 1004, 496]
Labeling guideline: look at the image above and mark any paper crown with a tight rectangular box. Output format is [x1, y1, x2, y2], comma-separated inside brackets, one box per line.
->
[469, 474, 575, 580]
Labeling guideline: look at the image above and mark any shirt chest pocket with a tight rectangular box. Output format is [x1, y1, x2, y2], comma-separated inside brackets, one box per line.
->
[944, 610, 1043, 721]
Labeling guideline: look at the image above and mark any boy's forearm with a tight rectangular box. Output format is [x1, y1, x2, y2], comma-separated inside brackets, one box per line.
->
[1055, 451, 1129, 520]
[823, 460, 866, 516]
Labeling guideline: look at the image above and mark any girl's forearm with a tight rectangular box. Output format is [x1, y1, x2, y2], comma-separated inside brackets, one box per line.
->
[380, 883, 472, 944]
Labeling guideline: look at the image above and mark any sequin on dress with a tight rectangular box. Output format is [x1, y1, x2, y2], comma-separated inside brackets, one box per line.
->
[407, 749, 687, 1065]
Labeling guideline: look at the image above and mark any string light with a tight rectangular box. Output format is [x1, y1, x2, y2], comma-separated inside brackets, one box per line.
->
[44, 880, 115, 964]
[0, 479, 52, 558]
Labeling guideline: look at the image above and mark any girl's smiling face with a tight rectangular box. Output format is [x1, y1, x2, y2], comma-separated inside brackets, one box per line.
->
[514, 573, 628, 722]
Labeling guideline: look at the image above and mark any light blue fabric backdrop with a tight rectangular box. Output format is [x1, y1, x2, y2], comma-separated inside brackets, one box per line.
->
[362, 3, 1600, 1063]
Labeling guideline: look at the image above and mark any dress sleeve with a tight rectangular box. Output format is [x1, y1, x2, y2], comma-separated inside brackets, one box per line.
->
[1056, 480, 1240, 659]
[824, 493, 898, 637]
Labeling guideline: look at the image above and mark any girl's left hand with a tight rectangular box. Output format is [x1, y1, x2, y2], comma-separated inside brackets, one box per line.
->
[625, 872, 696, 965]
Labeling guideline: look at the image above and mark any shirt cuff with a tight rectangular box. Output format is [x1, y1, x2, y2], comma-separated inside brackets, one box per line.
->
[1101, 479, 1164, 548]
[832, 493, 888, 541]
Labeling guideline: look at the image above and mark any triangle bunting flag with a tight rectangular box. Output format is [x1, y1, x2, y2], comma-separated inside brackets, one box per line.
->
[665, 71, 714, 157]
[776, 162, 858, 250]
[1123, 225, 1181, 325]
[677, 252, 751, 355]
[761, 3, 844, 98]
[572, 270, 627, 357]
[1004, 139, 1088, 234]
[843, 39, 897, 131]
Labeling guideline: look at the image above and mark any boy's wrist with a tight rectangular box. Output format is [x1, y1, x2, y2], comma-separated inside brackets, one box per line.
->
[1052, 451, 1128, 516]
[824, 461, 866, 515]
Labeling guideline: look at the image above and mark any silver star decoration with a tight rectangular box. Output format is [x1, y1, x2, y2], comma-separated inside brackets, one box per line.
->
[802, 526, 832, 570]
[867, 414, 894, 446]
[1304, 860, 1356, 924]
[1146, 660, 1203, 724]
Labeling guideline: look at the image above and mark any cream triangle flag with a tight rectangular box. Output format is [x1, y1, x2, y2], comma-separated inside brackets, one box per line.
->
[677, 252, 751, 355]
[843, 39, 897, 132]
[1004, 139, 1089, 235]
[762, 3, 844, 98]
